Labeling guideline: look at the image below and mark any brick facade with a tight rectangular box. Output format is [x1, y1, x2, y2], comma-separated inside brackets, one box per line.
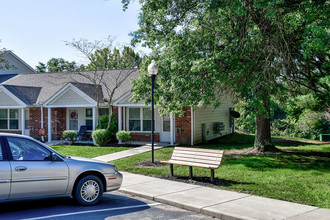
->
[1, 105, 192, 145]
[29, 107, 66, 142]
[130, 132, 160, 142]
[175, 106, 192, 145]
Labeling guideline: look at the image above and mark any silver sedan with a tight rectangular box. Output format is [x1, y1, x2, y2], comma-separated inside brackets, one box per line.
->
[0, 133, 123, 206]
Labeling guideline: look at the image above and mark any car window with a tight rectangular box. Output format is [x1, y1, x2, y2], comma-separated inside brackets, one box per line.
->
[7, 137, 51, 161]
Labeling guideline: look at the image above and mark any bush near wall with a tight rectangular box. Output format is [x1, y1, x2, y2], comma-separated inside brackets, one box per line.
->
[92, 129, 111, 146]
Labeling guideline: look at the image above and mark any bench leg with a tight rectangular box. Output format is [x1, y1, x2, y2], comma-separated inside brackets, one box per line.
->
[170, 164, 174, 176]
[189, 167, 193, 179]
[211, 169, 214, 182]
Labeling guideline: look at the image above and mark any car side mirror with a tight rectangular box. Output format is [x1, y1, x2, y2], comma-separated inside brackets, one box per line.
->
[51, 153, 58, 161]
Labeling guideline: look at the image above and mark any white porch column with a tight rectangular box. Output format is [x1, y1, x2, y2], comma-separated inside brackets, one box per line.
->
[21, 108, 25, 135]
[118, 106, 122, 144]
[92, 107, 96, 131]
[48, 108, 52, 142]
[170, 113, 174, 146]
[123, 107, 126, 130]
[118, 106, 122, 131]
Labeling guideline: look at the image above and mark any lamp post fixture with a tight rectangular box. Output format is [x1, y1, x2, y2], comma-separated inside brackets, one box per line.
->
[148, 60, 158, 163]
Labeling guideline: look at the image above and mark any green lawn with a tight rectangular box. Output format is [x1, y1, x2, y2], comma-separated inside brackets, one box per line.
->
[112, 134, 330, 208]
[51, 145, 130, 158]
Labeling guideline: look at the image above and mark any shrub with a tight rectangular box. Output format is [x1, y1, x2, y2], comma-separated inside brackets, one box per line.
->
[116, 130, 131, 142]
[97, 114, 109, 129]
[63, 130, 78, 145]
[92, 129, 111, 146]
[108, 114, 118, 142]
[97, 113, 118, 142]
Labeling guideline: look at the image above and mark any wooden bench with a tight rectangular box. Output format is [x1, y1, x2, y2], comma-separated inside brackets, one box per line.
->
[160, 147, 224, 182]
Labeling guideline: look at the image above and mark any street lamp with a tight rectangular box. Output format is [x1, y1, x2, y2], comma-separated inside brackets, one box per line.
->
[148, 60, 158, 163]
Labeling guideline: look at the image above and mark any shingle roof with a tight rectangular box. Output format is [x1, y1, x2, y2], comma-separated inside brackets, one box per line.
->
[0, 74, 17, 83]
[2, 69, 140, 105]
[3, 85, 41, 105]
[71, 82, 105, 103]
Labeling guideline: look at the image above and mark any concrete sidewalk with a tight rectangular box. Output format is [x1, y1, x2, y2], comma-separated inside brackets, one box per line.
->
[119, 172, 329, 220]
[93, 142, 169, 162]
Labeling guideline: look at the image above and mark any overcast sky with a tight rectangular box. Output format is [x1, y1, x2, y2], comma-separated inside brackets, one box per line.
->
[0, 0, 141, 68]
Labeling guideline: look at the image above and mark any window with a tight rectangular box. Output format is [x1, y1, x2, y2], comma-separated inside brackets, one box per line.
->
[143, 108, 152, 131]
[7, 137, 51, 161]
[129, 108, 141, 131]
[69, 109, 78, 130]
[99, 108, 108, 117]
[163, 116, 171, 132]
[86, 108, 93, 130]
[0, 109, 19, 130]
[10, 109, 19, 129]
[0, 109, 8, 129]
[128, 108, 152, 132]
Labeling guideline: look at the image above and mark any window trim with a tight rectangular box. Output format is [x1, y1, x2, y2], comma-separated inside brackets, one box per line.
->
[128, 107, 153, 132]
[0, 109, 20, 131]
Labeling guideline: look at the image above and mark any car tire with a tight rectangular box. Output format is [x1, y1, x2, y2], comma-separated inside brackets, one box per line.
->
[74, 175, 103, 206]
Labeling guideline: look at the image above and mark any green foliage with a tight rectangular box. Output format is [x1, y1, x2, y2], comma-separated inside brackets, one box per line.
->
[97, 114, 109, 129]
[116, 130, 131, 142]
[36, 58, 76, 72]
[96, 113, 118, 142]
[62, 130, 78, 144]
[82, 46, 141, 71]
[108, 114, 118, 142]
[92, 129, 111, 146]
[124, 0, 329, 149]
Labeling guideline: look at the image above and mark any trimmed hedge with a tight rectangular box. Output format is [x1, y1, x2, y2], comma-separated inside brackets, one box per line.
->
[92, 129, 111, 146]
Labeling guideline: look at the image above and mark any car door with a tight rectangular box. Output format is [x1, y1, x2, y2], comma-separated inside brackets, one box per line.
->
[0, 137, 11, 200]
[6, 136, 69, 199]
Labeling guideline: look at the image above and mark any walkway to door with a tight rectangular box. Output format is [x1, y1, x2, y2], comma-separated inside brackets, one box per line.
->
[92, 142, 170, 162]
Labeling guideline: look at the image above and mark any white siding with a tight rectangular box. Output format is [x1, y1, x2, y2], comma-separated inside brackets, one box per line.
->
[49, 88, 92, 106]
[0, 53, 34, 75]
[0, 90, 21, 106]
[194, 96, 233, 144]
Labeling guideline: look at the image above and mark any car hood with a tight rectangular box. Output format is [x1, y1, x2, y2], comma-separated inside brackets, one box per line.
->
[67, 156, 108, 164]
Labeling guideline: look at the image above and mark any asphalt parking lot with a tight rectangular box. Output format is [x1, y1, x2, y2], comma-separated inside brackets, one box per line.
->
[0, 191, 216, 220]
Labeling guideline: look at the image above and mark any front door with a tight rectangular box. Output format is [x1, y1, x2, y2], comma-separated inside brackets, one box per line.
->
[160, 116, 171, 143]
[6, 137, 69, 199]
[0, 139, 11, 200]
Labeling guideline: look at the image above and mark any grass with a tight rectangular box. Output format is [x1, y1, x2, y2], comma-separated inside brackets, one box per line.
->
[51, 145, 130, 158]
[112, 134, 330, 208]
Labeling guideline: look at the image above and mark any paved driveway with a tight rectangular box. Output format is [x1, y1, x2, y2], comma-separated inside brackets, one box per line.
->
[0, 192, 214, 220]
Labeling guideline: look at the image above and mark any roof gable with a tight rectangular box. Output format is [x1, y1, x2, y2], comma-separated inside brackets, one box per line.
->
[0, 51, 36, 75]
[0, 85, 27, 107]
[44, 83, 97, 107]
[3, 85, 41, 105]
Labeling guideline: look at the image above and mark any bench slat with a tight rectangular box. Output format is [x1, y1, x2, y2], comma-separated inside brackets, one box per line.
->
[172, 151, 223, 158]
[163, 160, 219, 169]
[170, 157, 221, 165]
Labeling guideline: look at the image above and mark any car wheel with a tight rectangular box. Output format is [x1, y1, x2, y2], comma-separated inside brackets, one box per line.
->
[74, 175, 103, 206]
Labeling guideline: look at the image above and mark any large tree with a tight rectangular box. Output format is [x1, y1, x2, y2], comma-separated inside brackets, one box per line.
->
[123, 0, 329, 152]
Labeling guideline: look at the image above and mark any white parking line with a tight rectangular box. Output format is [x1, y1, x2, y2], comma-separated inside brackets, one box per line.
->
[22, 203, 161, 220]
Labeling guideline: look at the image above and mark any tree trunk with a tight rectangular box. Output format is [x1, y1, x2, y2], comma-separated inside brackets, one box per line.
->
[106, 104, 113, 130]
[254, 88, 279, 152]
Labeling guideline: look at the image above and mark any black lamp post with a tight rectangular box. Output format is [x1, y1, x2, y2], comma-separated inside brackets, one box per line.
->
[148, 60, 158, 163]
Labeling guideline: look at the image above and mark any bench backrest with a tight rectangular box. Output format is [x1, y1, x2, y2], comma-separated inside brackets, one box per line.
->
[170, 147, 224, 169]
